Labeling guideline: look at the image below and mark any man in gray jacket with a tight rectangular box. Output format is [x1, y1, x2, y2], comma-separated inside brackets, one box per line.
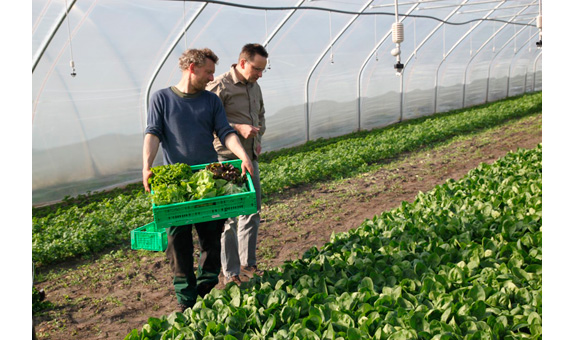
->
[207, 43, 268, 285]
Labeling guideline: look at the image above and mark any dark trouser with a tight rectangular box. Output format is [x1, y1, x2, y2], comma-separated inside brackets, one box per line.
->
[166, 219, 225, 307]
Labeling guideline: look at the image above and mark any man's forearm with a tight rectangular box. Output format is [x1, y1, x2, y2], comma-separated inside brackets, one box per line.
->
[233, 123, 260, 139]
[225, 133, 249, 161]
[142, 133, 160, 192]
[224, 133, 254, 176]
[143, 134, 160, 170]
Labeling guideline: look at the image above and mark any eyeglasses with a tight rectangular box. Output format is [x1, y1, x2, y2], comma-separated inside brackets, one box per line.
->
[246, 60, 267, 73]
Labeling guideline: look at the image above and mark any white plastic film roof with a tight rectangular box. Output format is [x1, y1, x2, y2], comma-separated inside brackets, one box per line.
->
[32, 0, 543, 204]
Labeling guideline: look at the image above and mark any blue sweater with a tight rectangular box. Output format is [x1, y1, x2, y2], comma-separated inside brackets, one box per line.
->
[145, 87, 236, 166]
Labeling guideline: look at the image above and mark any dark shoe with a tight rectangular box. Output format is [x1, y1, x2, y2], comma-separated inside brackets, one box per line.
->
[224, 275, 242, 286]
[241, 265, 264, 278]
[177, 303, 192, 313]
[197, 283, 213, 298]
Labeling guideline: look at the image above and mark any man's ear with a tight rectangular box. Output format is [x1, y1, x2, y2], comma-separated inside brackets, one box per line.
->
[239, 59, 247, 69]
[189, 63, 195, 74]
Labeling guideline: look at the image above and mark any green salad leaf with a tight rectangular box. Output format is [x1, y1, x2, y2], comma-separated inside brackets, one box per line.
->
[150, 162, 247, 206]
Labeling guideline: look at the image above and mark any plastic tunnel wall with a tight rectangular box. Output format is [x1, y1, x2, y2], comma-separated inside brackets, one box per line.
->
[32, 0, 543, 205]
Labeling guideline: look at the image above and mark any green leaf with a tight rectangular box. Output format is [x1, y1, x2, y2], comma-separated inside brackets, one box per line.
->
[302, 314, 322, 332]
[469, 300, 486, 320]
[358, 277, 375, 293]
[266, 289, 288, 309]
[388, 328, 417, 340]
[346, 327, 363, 340]
[441, 307, 452, 323]
[227, 309, 247, 332]
[448, 267, 464, 285]
[331, 311, 355, 333]
[261, 314, 277, 336]
[280, 305, 298, 325]
[321, 323, 337, 340]
[468, 284, 486, 301]
[409, 312, 427, 332]
[295, 327, 320, 340]
[511, 267, 532, 282]
[527, 311, 541, 325]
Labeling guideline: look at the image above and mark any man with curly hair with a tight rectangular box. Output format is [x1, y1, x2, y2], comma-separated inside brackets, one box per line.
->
[142, 48, 254, 312]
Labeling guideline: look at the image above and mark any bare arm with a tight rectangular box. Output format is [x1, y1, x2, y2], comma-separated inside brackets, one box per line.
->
[142, 133, 160, 192]
[233, 123, 260, 139]
[233, 123, 263, 155]
[224, 133, 254, 177]
[256, 90, 266, 155]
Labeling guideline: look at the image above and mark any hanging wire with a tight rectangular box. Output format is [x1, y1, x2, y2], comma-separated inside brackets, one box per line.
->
[442, 21, 446, 58]
[492, 21, 496, 52]
[165, 0, 537, 28]
[63, 0, 76, 77]
[413, 17, 417, 60]
[183, 0, 188, 48]
[265, 9, 271, 70]
[329, 11, 334, 64]
[536, 0, 542, 48]
[513, 22, 517, 53]
[374, 15, 378, 61]
[527, 23, 533, 53]
[469, 22, 473, 56]
[265, 9, 268, 37]
[391, 0, 404, 75]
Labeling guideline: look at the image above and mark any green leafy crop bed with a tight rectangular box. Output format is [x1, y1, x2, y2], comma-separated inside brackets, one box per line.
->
[259, 93, 542, 194]
[125, 144, 542, 340]
[32, 92, 541, 267]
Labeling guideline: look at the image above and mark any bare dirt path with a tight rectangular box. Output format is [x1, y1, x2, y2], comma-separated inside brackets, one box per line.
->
[33, 113, 542, 339]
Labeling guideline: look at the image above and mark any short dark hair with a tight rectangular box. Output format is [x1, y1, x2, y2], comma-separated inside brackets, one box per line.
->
[179, 48, 219, 71]
[239, 43, 268, 62]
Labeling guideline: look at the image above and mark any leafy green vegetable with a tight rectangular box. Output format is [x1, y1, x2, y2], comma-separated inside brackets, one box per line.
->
[149, 163, 194, 188]
[260, 92, 542, 194]
[32, 189, 153, 266]
[125, 144, 542, 339]
[32, 93, 541, 271]
[206, 162, 246, 185]
[150, 163, 247, 206]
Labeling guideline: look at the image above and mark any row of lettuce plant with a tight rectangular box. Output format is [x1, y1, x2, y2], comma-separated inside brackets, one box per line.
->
[259, 92, 541, 193]
[32, 186, 153, 267]
[32, 92, 541, 267]
[125, 144, 542, 340]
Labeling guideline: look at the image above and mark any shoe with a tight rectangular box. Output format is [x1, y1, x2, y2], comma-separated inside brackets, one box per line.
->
[241, 265, 264, 278]
[197, 283, 213, 298]
[177, 303, 192, 313]
[224, 275, 242, 286]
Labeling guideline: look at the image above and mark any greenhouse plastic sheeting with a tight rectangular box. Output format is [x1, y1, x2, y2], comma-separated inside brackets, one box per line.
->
[32, 0, 543, 205]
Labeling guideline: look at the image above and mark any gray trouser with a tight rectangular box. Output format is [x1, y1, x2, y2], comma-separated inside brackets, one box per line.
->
[220, 161, 261, 278]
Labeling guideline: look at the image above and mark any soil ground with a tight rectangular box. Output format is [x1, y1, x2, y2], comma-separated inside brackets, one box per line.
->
[33, 113, 542, 339]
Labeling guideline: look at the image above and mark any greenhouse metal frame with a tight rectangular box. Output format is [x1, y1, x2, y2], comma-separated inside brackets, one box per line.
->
[32, 0, 543, 204]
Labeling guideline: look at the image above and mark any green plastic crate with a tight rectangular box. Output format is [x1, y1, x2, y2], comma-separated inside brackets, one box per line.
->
[151, 159, 257, 229]
[130, 222, 167, 251]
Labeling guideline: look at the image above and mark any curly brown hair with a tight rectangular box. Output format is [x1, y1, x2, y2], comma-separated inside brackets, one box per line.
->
[179, 48, 219, 71]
